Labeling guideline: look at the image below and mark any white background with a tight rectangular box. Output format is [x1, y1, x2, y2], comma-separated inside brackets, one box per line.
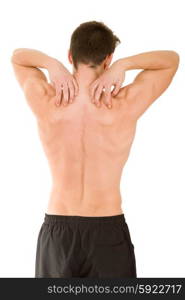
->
[0, 0, 184, 277]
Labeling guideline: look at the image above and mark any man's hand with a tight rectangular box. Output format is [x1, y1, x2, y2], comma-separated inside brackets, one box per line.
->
[48, 60, 79, 107]
[89, 60, 125, 108]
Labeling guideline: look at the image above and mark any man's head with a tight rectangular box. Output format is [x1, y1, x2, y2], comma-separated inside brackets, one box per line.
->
[68, 21, 121, 71]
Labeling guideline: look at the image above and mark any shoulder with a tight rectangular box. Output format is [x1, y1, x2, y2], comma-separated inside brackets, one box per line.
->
[114, 84, 133, 108]
[116, 83, 143, 101]
[23, 78, 56, 120]
[24, 78, 55, 100]
[113, 84, 142, 120]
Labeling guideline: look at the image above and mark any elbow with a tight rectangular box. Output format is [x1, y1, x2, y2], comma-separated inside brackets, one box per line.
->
[170, 51, 180, 68]
[11, 49, 20, 64]
[11, 48, 26, 64]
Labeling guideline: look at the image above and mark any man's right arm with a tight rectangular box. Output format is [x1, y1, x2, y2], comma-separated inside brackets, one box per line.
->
[118, 50, 180, 119]
[11, 48, 78, 108]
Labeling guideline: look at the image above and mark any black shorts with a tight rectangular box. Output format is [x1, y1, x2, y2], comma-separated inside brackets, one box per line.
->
[35, 213, 137, 278]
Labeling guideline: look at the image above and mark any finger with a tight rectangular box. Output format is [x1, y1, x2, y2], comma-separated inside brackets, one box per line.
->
[52, 81, 59, 106]
[95, 88, 102, 107]
[68, 82, 75, 103]
[62, 84, 69, 106]
[94, 85, 103, 107]
[112, 82, 122, 96]
[94, 85, 103, 104]
[55, 87, 62, 106]
[72, 79, 79, 96]
[104, 86, 112, 108]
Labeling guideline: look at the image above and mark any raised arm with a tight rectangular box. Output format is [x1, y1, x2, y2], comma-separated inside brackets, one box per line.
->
[90, 50, 179, 118]
[11, 48, 78, 107]
[117, 50, 179, 119]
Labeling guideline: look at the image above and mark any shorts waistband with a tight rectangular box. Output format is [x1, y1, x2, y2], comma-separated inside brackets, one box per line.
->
[44, 213, 125, 224]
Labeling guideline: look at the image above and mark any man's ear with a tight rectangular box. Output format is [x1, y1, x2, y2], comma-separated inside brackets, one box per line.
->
[104, 53, 113, 69]
[68, 50, 73, 64]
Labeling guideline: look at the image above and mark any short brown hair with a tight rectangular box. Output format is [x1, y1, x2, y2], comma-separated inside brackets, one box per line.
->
[69, 21, 121, 69]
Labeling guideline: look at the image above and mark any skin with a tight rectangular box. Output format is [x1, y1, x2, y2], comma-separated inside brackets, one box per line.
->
[11, 49, 179, 216]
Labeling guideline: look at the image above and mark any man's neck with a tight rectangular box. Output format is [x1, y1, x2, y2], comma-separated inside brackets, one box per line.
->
[72, 64, 105, 92]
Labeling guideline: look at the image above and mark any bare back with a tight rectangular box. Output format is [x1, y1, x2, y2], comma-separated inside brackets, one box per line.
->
[12, 49, 179, 216]
[35, 87, 137, 216]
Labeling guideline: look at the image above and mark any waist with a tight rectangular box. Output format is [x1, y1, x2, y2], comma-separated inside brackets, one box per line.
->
[47, 186, 123, 217]
[43, 212, 126, 225]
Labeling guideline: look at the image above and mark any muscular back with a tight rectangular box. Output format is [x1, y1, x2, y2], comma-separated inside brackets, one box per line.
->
[28, 84, 137, 215]
[12, 49, 179, 216]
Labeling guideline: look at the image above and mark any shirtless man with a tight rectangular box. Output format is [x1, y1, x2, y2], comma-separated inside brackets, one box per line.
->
[11, 21, 179, 278]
